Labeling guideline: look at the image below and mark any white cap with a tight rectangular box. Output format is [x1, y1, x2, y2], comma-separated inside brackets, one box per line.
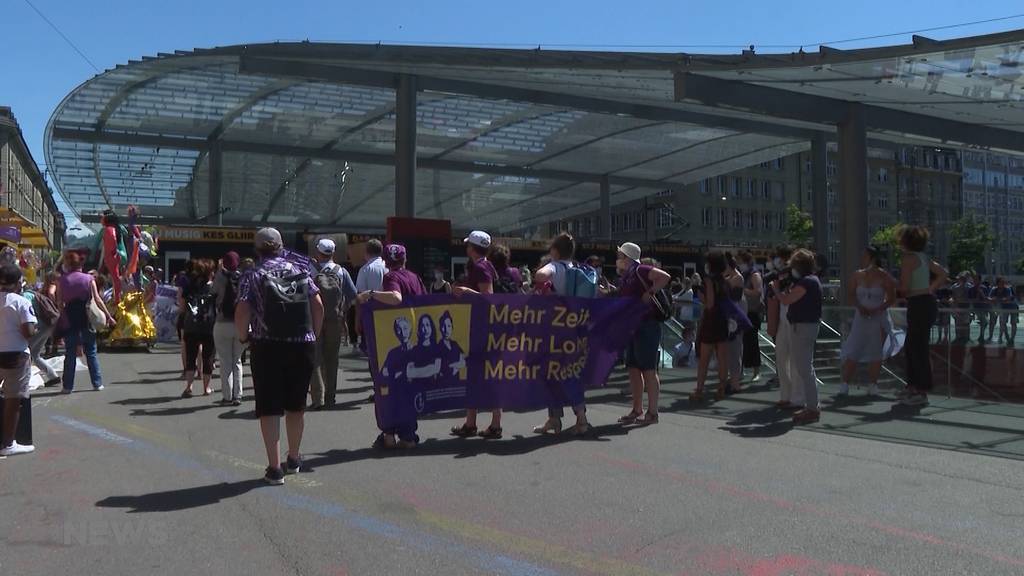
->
[617, 242, 641, 262]
[464, 230, 491, 249]
[316, 238, 336, 255]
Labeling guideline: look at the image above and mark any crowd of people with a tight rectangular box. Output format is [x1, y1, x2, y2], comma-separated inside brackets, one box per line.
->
[3, 220, 1020, 482]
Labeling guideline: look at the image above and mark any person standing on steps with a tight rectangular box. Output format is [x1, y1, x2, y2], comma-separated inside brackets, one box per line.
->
[309, 238, 356, 410]
[774, 249, 824, 425]
[235, 228, 324, 485]
[0, 264, 38, 457]
[839, 246, 897, 398]
[212, 251, 244, 406]
[895, 225, 946, 408]
[738, 251, 763, 383]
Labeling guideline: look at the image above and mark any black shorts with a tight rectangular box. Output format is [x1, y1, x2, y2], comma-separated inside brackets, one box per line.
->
[184, 332, 215, 374]
[250, 340, 316, 417]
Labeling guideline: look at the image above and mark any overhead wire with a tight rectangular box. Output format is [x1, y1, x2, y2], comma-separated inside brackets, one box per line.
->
[23, 0, 100, 72]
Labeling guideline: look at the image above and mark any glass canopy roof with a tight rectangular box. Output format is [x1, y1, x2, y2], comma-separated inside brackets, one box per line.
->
[45, 29, 1024, 233]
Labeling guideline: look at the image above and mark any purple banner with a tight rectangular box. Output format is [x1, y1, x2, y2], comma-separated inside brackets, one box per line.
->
[0, 226, 20, 244]
[363, 294, 649, 431]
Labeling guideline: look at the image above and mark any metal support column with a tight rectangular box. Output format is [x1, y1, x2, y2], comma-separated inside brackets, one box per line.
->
[599, 175, 611, 240]
[811, 133, 828, 255]
[837, 105, 868, 303]
[395, 74, 417, 218]
[208, 141, 223, 225]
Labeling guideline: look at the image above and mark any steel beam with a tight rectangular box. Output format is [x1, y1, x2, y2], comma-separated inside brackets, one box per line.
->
[207, 140, 223, 224]
[238, 56, 817, 140]
[838, 104, 868, 303]
[675, 72, 1024, 153]
[395, 74, 417, 218]
[811, 133, 828, 253]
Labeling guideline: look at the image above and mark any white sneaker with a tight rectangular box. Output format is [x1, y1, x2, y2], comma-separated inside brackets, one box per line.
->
[0, 441, 36, 456]
[868, 384, 879, 397]
[837, 383, 850, 396]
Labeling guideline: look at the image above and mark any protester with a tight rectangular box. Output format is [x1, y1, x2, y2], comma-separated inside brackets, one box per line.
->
[615, 242, 670, 425]
[179, 259, 217, 398]
[355, 239, 388, 353]
[738, 251, 763, 382]
[897, 225, 946, 407]
[0, 263, 38, 457]
[766, 245, 798, 403]
[723, 252, 746, 393]
[488, 244, 523, 295]
[950, 272, 973, 342]
[531, 233, 590, 436]
[691, 251, 731, 402]
[309, 239, 357, 410]
[992, 277, 1017, 346]
[774, 249, 823, 424]
[212, 251, 244, 406]
[672, 277, 694, 322]
[235, 227, 324, 485]
[451, 230, 503, 439]
[358, 243, 427, 448]
[934, 280, 953, 344]
[56, 251, 115, 393]
[839, 246, 896, 397]
[970, 274, 993, 342]
[29, 271, 61, 387]
[429, 267, 452, 294]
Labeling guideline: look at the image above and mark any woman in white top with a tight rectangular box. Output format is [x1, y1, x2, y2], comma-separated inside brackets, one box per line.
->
[839, 246, 896, 397]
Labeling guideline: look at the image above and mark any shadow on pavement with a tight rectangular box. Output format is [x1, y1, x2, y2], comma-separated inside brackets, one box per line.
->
[110, 396, 183, 406]
[720, 406, 795, 438]
[130, 403, 222, 417]
[96, 480, 264, 512]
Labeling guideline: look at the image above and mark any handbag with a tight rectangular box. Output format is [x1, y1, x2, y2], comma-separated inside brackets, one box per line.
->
[636, 266, 673, 322]
[87, 298, 108, 331]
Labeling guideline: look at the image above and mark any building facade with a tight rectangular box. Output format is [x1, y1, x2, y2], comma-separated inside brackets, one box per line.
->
[0, 106, 64, 248]
[961, 151, 1024, 276]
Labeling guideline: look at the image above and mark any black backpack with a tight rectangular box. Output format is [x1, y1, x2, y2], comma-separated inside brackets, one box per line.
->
[184, 284, 217, 334]
[314, 263, 345, 321]
[219, 270, 240, 321]
[261, 271, 312, 339]
[493, 274, 520, 294]
[31, 291, 61, 326]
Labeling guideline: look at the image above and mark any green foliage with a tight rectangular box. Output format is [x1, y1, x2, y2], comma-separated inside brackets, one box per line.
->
[948, 215, 994, 275]
[870, 223, 904, 269]
[784, 204, 814, 248]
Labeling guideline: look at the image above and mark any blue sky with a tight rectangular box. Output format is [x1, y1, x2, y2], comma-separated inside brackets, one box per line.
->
[3, 0, 1023, 212]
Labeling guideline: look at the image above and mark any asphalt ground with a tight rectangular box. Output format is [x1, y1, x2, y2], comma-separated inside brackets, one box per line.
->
[2, 344, 1023, 576]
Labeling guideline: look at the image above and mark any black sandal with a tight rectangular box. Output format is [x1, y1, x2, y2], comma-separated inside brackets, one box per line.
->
[181, 389, 193, 398]
[478, 426, 503, 440]
[450, 424, 478, 437]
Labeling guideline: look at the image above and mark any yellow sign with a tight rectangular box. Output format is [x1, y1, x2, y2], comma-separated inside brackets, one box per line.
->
[158, 226, 255, 244]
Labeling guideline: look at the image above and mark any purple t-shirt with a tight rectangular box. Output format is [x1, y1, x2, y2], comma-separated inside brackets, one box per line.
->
[499, 266, 522, 286]
[787, 275, 822, 324]
[618, 263, 656, 299]
[59, 271, 94, 304]
[238, 250, 319, 342]
[464, 258, 496, 290]
[383, 344, 411, 385]
[439, 339, 465, 379]
[381, 268, 426, 297]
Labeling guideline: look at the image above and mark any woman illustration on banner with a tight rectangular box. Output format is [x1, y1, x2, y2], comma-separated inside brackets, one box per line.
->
[377, 316, 416, 449]
[408, 314, 442, 391]
[437, 310, 466, 384]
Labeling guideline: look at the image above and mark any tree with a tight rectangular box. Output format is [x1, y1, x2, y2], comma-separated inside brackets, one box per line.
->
[784, 204, 814, 248]
[870, 222, 905, 269]
[948, 215, 994, 275]
[1015, 257, 1024, 275]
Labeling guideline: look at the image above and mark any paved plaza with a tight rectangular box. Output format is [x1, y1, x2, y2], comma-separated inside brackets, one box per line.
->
[2, 345, 1023, 576]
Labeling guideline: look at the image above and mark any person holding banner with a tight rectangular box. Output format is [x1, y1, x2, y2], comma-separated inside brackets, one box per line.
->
[451, 230, 503, 440]
[615, 242, 671, 426]
[358, 244, 428, 449]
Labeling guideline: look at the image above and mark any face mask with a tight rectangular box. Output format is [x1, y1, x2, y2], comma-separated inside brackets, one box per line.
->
[739, 263, 750, 274]
[791, 269, 801, 279]
[773, 257, 782, 268]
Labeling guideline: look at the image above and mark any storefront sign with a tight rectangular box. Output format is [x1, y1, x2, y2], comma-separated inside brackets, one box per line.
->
[158, 226, 255, 243]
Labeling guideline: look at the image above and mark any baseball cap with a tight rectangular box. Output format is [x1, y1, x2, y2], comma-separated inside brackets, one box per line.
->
[316, 238, 336, 255]
[385, 243, 407, 264]
[617, 242, 641, 262]
[464, 230, 491, 249]
[255, 227, 282, 249]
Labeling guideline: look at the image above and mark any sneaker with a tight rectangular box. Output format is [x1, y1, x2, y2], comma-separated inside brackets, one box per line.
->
[263, 466, 285, 485]
[60, 388, 72, 395]
[44, 377, 61, 387]
[899, 394, 929, 407]
[868, 384, 879, 397]
[284, 454, 302, 475]
[231, 398, 242, 407]
[93, 385, 104, 391]
[837, 383, 850, 397]
[0, 442, 36, 456]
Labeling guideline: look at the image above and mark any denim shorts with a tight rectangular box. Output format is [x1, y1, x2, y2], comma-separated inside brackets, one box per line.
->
[625, 320, 662, 371]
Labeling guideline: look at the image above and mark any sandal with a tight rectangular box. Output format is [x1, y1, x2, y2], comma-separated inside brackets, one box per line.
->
[775, 400, 792, 408]
[689, 388, 705, 403]
[372, 433, 398, 450]
[637, 412, 659, 426]
[533, 418, 562, 435]
[568, 422, 592, 436]
[617, 410, 643, 424]
[478, 426, 503, 440]
[450, 424, 478, 438]
[792, 409, 820, 425]
[181, 389, 193, 398]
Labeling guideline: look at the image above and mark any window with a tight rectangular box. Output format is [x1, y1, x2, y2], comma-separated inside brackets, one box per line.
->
[656, 189, 673, 197]
[634, 211, 644, 231]
[761, 180, 772, 200]
[827, 160, 837, 177]
[702, 207, 713, 228]
[774, 182, 785, 202]
[732, 177, 743, 198]
[762, 212, 772, 231]
[777, 211, 785, 231]
[718, 176, 728, 196]
[747, 210, 756, 230]
[747, 178, 757, 199]
[877, 167, 889, 183]
[773, 157, 785, 170]
[610, 215, 618, 233]
[698, 178, 710, 195]
[733, 209, 743, 229]
[656, 207, 673, 229]
[718, 208, 728, 229]
[877, 194, 888, 209]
